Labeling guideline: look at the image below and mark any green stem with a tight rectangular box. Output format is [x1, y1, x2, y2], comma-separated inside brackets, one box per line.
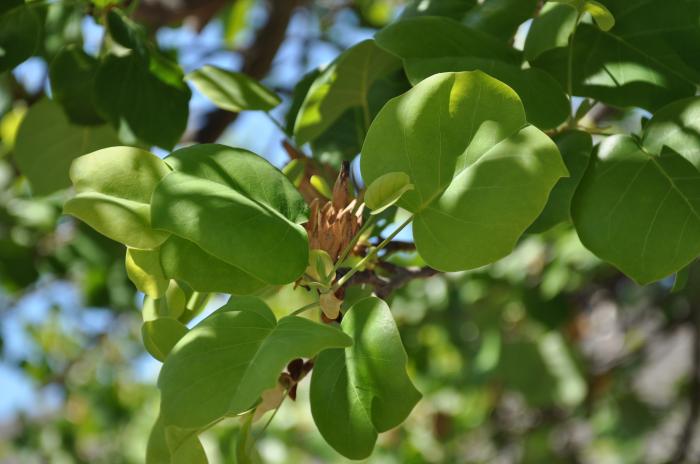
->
[332, 214, 414, 291]
[290, 301, 320, 316]
[256, 389, 289, 438]
[567, 13, 582, 125]
[331, 212, 375, 274]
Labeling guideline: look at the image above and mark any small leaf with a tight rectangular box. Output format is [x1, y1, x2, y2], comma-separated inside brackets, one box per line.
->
[125, 247, 169, 298]
[583, 0, 615, 31]
[319, 292, 342, 320]
[310, 175, 333, 200]
[142, 318, 189, 362]
[306, 249, 335, 286]
[159, 297, 352, 429]
[364, 172, 414, 215]
[236, 413, 262, 464]
[14, 99, 121, 195]
[64, 146, 171, 249]
[310, 297, 421, 459]
[186, 65, 281, 113]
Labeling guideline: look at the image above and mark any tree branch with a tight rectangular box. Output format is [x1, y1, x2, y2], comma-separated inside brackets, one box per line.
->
[340, 260, 439, 299]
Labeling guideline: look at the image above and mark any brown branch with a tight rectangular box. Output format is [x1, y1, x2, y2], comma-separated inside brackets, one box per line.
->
[193, 0, 304, 143]
[383, 240, 416, 254]
[341, 260, 439, 299]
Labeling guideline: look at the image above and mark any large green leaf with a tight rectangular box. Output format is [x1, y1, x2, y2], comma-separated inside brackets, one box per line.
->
[404, 56, 569, 129]
[186, 65, 281, 113]
[361, 71, 567, 271]
[0, 3, 41, 72]
[94, 51, 190, 150]
[64, 146, 171, 249]
[463, 0, 538, 40]
[642, 97, 700, 171]
[531, 0, 700, 110]
[310, 297, 421, 460]
[159, 236, 266, 295]
[158, 297, 352, 429]
[294, 40, 402, 144]
[528, 130, 592, 232]
[151, 144, 308, 286]
[14, 99, 121, 195]
[375, 16, 520, 64]
[572, 135, 700, 284]
[49, 45, 103, 125]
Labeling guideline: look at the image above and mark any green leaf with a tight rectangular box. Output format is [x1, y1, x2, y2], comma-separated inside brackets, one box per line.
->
[582, 0, 615, 31]
[142, 318, 189, 362]
[572, 135, 700, 284]
[361, 71, 567, 271]
[158, 296, 352, 429]
[523, 2, 578, 61]
[151, 144, 309, 286]
[0, 4, 41, 72]
[404, 56, 569, 129]
[14, 99, 121, 195]
[64, 146, 171, 249]
[306, 249, 335, 287]
[159, 236, 267, 295]
[463, 0, 538, 40]
[94, 51, 190, 150]
[528, 130, 592, 232]
[186, 65, 281, 113]
[125, 247, 169, 298]
[364, 172, 414, 215]
[642, 97, 700, 171]
[531, 0, 700, 111]
[294, 40, 402, 144]
[400, 0, 476, 20]
[672, 264, 691, 293]
[165, 144, 308, 224]
[49, 45, 104, 125]
[106, 9, 149, 57]
[146, 416, 207, 464]
[375, 16, 520, 64]
[310, 297, 421, 460]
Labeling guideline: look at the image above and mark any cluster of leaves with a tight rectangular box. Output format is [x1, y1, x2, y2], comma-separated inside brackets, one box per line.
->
[4, 0, 700, 462]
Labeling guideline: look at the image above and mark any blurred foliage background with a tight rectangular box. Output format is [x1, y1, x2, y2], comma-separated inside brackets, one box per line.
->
[1, 0, 700, 463]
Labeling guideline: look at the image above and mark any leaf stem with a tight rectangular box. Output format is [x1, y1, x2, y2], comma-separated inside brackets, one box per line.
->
[331, 211, 375, 274]
[256, 389, 289, 439]
[567, 13, 583, 125]
[290, 301, 320, 316]
[332, 214, 414, 291]
[264, 111, 291, 138]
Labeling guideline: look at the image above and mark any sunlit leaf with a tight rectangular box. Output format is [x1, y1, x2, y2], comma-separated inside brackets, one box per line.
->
[311, 297, 421, 459]
[361, 71, 567, 271]
[364, 172, 414, 215]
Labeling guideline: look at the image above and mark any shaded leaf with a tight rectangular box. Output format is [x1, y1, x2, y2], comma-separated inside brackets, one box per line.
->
[463, 0, 538, 40]
[159, 296, 352, 429]
[146, 416, 207, 464]
[0, 4, 40, 72]
[49, 45, 103, 125]
[14, 99, 121, 195]
[125, 247, 169, 298]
